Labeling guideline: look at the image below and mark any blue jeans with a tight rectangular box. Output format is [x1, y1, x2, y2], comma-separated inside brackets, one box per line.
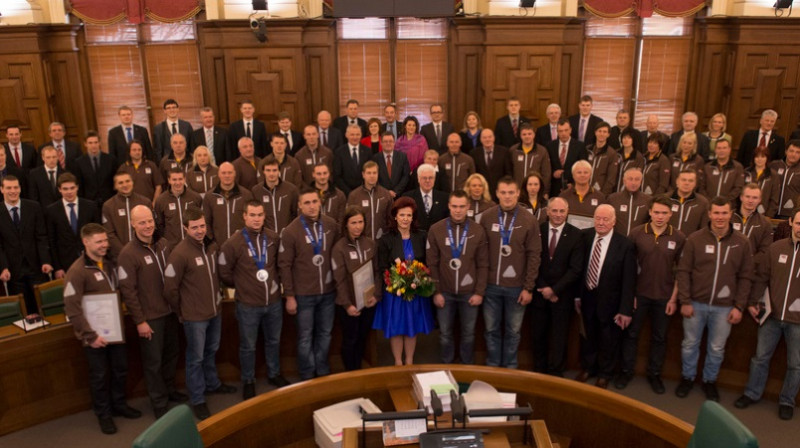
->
[437, 292, 480, 364]
[681, 301, 733, 382]
[236, 301, 283, 383]
[483, 285, 525, 368]
[183, 315, 222, 405]
[744, 317, 800, 406]
[296, 292, 336, 380]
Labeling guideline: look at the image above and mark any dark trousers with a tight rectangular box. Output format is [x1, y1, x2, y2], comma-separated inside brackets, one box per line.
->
[139, 314, 180, 409]
[531, 292, 573, 376]
[579, 291, 623, 380]
[620, 296, 670, 376]
[337, 305, 375, 371]
[8, 263, 47, 315]
[84, 343, 128, 418]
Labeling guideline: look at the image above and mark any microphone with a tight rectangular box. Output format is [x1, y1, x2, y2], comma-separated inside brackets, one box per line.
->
[430, 388, 443, 430]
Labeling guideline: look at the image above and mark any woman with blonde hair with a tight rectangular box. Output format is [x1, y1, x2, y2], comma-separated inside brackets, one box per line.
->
[703, 112, 733, 160]
[464, 173, 495, 218]
[459, 111, 483, 154]
[669, 132, 705, 191]
[186, 145, 219, 196]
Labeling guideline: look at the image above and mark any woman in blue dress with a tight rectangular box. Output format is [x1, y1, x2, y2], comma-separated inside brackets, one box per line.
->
[373, 196, 434, 365]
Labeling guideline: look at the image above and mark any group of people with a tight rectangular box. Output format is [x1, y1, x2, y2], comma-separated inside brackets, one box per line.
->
[4, 95, 800, 434]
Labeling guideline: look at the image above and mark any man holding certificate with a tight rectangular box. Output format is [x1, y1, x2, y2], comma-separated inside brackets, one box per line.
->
[64, 223, 141, 435]
[218, 199, 287, 400]
[427, 190, 489, 364]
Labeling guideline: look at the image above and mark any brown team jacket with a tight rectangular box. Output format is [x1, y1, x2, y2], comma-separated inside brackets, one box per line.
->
[117, 236, 172, 324]
[770, 159, 800, 217]
[439, 152, 475, 192]
[607, 189, 651, 236]
[319, 184, 347, 225]
[102, 192, 152, 259]
[615, 151, 646, 193]
[158, 156, 192, 188]
[427, 218, 489, 296]
[346, 184, 393, 241]
[117, 160, 163, 201]
[331, 234, 378, 308]
[202, 183, 254, 245]
[477, 204, 541, 290]
[642, 151, 672, 196]
[63, 255, 119, 345]
[278, 214, 340, 296]
[744, 168, 779, 218]
[232, 156, 262, 190]
[559, 187, 606, 218]
[629, 223, 686, 300]
[275, 155, 303, 188]
[295, 145, 334, 185]
[732, 211, 773, 267]
[751, 238, 800, 324]
[164, 236, 221, 322]
[667, 191, 709, 235]
[468, 198, 495, 220]
[154, 188, 203, 249]
[701, 159, 745, 203]
[186, 165, 219, 197]
[669, 153, 706, 193]
[251, 179, 298, 234]
[218, 227, 281, 307]
[586, 144, 620, 195]
[509, 144, 551, 194]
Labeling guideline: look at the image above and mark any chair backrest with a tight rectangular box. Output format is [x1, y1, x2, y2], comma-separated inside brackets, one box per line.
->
[0, 295, 26, 327]
[34, 278, 65, 317]
[131, 404, 204, 448]
[687, 401, 758, 448]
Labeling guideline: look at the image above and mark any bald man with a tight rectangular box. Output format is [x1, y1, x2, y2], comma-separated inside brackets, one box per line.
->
[317, 110, 345, 151]
[202, 161, 253, 245]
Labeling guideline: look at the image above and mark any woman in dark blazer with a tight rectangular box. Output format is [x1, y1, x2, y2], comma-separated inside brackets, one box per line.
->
[459, 111, 483, 155]
[372, 196, 433, 365]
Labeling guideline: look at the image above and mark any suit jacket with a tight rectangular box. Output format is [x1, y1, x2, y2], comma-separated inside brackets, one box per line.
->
[192, 126, 230, 163]
[459, 130, 482, 155]
[38, 140, 81, 170]
[579, 229, 636, 322]
[377, 230, 428, 271]
[408, 166, 449, 193]
[28, 165, 65, 208]
[280, 130, 305, 156]
[374, 151, 411, 195]
[108, 124, 154, 166]
[667, 130, 711, 161]
[45, 198, 100, 272]
[737, 129, 786, 166]
[74, 153, 117, 206]
[420, 121, 456, 153]
[3, 142, 38, 174]
[536, 123, 558, 147]
[569, 114, 604, 147]
[380, 121, 403, 139]
[494, 115, 532, 149]
[0, 164, 27, 200]
[536, 222, 585, 300]
[333, 116, 368, 137]
[229, 119, 269, 158]
[319, 127, 345, 153]
[0, 199, 51, 275]
[791, 129, 800, 140]
[402, 189, 449, 232]
[608, 126, 642, 151]
[547, 139, 588, 197]
[153, 119, 193, 161]
[333, 144, 372, 196]
[472, 145, 512, 199]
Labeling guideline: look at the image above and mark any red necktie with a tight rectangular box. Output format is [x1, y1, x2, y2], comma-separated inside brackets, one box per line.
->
[386, 154, 392, 178]
[13, 146, 21, 167]
[559, 142, 567, 166]
[586, 236, 604, 289]
[512, 118, 518, 136]
[758, 131, 767, 149]
[56, 144, 66, 169]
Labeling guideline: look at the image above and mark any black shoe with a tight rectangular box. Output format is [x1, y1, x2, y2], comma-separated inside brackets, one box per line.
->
[243, 382, 256, 400]
[614, 372, 633, 390]
[780, 405, 794, 420]
[268, 375, 291, 388]
[112, 405, 142, 419]
[702, 381, 720, 402]
[193, 403, 211, 420]
[734, 395, 757, 409]
[647, 375, 665, 394]
[98, 416, 117, 435]
[168, 391, 189, 403]
[675, 377, 694, 398]
[154, 406, 169, 419]
[207, 383, 237, 394]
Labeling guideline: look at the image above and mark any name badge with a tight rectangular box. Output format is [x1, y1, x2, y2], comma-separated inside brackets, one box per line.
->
[305, 159, 313, 165]
[262, 196, 269, 203]
[171, 163, 177, 169]
[672, 161, 680, 167]
[349, 251, 358, 260]
[620, 204, 628, 212]
[467, 210, 474, 217]
[217, 198, 224, 205]
[118, 209, 126, 216]
[587, 153, 594, 161]
[712, 169, 720, 176]
[196, 175, 203, 182]
[705, 245, 715, 254]
[779, 168, 785, 175]
[445, 238, 451, 246]
[491, 223, 500, 232]
[144, 255, 153, 264]
[517, 155, 524, 162]
[361, 200, 369, 207]
[145, 167, 152, 174]
[445, 163, 452, 170]
[668, 241, 676, 250]
[94, 272, 104, 281]
[780, 254, 789, 264]
[671, 205, 679, 212]
[195, 257, 204, 266]
[732, 223, 741, 231]
[591, 199, 598, 206]
[169, 203, 176, 210]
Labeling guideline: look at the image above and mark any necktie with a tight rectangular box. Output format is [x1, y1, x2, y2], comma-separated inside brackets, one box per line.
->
[68, 203, 78, 234]
[56, 144, 66, 169]
[350, 119, 355, 125]
[11, 206, 19, 228]
[579, 118, 586, 142]
[436, 123, 441, 144]
[48, 170, 56, 191]
[759, 131, 767, 149]
[424, 194, 431, 213]
[284, 132, 291, 148]
[206, 128, 215, 160]
[322, 129, 328, 147]
[512, 118, 518, 136]
[559, 142, 567, 166]
[246, 122, 252, 138]
[389, 124, 394, 138]
[351, 147, 358, 165]
[549, 228, 558, 258]
[13, 147, 21, 167]
[386, 154, 392, 178]
[551, 126, 557, 141]
[486, 150, 493, 166]
[126, 127, 133, 143]
[171, 122, 178, 136]
[92, 156, 99, 173]
[586, 236, 604, 289]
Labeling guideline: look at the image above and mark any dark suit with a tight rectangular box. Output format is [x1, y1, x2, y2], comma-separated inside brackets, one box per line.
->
[333, 144, 372, 196]
[420, 121, 456, 153]
[28, 166, 65, 208]
[74, 153, 116, 207]
[791, 129, 800, 140]
[536, 124, 558, 147]
[229, 119, 269, 158]
[569, 114, 604, 147]
[578, 229, 636, 379]
[547, 139, 588, 197]
[319, 127, 345, 153]
[377, 230, 427, 272]
[494, 115, 532, 149]
[0, 199, 51, 313]
[380, 121, 403, 139]
[667, 130, 711, 161]
[3, 142, 38, 174]
[374, 151, 411, 196]
[608, 126, 639, 150]
[737, 129, 786, 166]
[0, 164, 27, 200]
[153, 119, 193, 161]
[45, 198, 100, 273]
[39, 140, 81, 170]
[408, 166, 449, 193]
[192, 126, 230, 163]
[278, 130, 305, 156]
[108, 124, 154, 166]
[532, 222, 585, 375]
[333, 116, 368, 138]
[402, 188, 449, 231]
[472, 145, 512, 200]
[459, 130, 482, 155]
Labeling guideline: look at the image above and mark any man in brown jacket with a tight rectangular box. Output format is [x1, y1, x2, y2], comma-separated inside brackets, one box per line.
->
[202, 161, 253, 245]
[428, 190, 489, 364]
[64, 223, 141, 434]
[313, 162, 346, 225]
[231, 137, 262, 190]
[102, 171, 151, 260]
[158, 134, 192, 189]
[219, 200, 287, 400]
[295, 125, 334, 185]
[607, 167, 650, 236]
[118, 205, 185, 419]
[251, 156, 298, 234]
[154, 168, 203, 249]
[439, 133, 475, 192]
[164, 207, 236, 420]
[668, 169, 709, 234]
[510, 124, 551, 193]
[269, 133, 303, 188]
[346, 161, 392, 240]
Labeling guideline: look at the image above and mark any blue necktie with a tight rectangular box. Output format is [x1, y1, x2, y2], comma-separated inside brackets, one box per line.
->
[126, 127, 133, 143]
[11, 206, 19, 228]
[68, 203, 78, 234]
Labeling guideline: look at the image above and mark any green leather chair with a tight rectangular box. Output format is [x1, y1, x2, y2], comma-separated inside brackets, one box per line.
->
[34, 279, 65, 317]
[0, 295, 25, 327]
[687, 401, 758, 448]
[131, 405, 204, 448]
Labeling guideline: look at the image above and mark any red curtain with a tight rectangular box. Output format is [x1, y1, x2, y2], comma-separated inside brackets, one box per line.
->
[69, 0, 201, 24]
[583, 0, 705, 18]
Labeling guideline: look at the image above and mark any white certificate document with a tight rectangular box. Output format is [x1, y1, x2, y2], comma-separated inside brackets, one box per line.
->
[352, 261, 375, 311]
[82, 293, 124, 344]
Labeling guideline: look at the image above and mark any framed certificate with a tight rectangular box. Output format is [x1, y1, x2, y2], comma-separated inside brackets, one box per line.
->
[568, 214, 594, 230]
[352, 261, 375, 311]
[81, 292, 125, 344]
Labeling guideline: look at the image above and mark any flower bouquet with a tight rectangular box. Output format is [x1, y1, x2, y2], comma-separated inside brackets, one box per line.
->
[384, 258, 436, 301]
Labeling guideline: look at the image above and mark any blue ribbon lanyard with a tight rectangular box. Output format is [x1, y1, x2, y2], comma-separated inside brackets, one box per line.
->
[498, 207, 518, 246]
[241, 228, 267, 269]
[300, 216, 323, 255]
[446, 219, 469, 259]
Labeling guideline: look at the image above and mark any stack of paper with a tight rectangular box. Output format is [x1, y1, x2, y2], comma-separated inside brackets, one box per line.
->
[412, 370, 458, 413]
[313, 397, 381, 448]
[463, 380, 518, 423]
